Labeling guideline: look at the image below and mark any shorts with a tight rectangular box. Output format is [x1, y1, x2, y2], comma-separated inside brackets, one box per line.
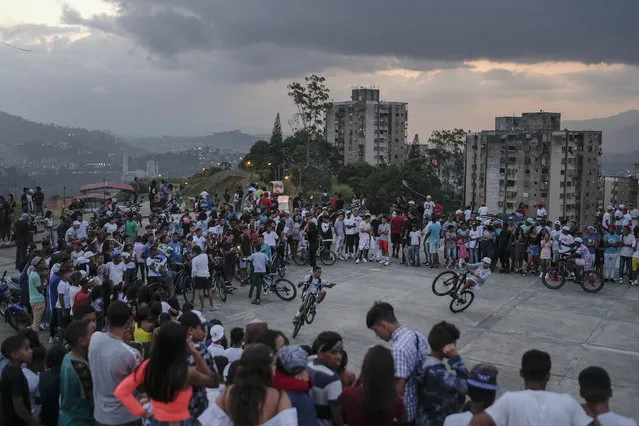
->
[467, 277, 483, 288]
[575, 259, 586, 267]
[633, 258, 639, 271]
[391, 233, 401, 245]
[194, 276, 211, 290]
[429, 241, 440, 254]
[529, 244, 540, 256]
[378, 240, 389, 251]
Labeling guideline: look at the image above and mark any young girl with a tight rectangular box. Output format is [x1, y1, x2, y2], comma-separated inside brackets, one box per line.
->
[540, 231, 553, 278]
[513, 228, 526, 274]
[525, 228, 541, 275]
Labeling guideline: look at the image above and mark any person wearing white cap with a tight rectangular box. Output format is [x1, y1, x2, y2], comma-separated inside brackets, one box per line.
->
[423, 195, 435, 219]
[207, 324, 226, 358]
[456, 257, 492, 298]
[565, 237, 592, 282]
[550, 221, 562, 264]
[65, 221, 80, 244]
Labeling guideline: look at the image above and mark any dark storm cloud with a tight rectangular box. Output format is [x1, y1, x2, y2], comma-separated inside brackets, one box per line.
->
[63, 0, 638, 66]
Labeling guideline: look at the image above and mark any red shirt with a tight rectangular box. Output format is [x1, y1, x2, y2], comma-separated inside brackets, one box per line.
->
[339, 386, 405, 426]
[259, 196, 272, 212]
[390, 215, 406, 234]
[73, 288, 90, 311]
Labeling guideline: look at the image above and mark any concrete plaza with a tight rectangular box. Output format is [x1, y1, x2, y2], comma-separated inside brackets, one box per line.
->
[1, 247, 637, 419]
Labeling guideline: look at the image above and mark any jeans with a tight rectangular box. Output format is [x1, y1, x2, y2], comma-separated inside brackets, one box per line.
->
[410, 245, 420, 265]
[250, 272, 265, 300]
[423, 242, 430, 265]
[469, 247, 479, 264]
[619, 256, 632, 281]
[603, 253, 617, 279]
[446, 246, 457, 260]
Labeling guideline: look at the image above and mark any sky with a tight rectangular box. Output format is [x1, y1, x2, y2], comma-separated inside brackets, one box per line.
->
[1, 0, 638, 139]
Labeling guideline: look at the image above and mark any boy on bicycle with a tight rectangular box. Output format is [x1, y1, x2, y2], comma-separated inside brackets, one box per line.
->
[455, 257, 492, 298]
[293, 266, 336, 325]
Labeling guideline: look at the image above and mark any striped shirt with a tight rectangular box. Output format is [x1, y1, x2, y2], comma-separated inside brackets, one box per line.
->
[392, 325, 429, 421]
[307, 357, 342, 426]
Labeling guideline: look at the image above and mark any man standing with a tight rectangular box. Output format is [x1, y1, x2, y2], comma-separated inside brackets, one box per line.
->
[366, 302, 428, 424]
[14, 213, 33, 271]
[88, 301, 142, 426]
[132, 177, 139, 203]
[191, 246, 218, 312]
[32, 187, 45, 217]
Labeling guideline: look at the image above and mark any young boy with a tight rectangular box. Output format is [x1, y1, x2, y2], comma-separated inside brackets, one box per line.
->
[417, 321, 469, 426]
[409, 223, 421, 266]
[307, 331, 345, 426]
[444, 363, 499, 426]
[59, 319, 94, 426]
[223, 327, 245, 363]
[246, 243, 269, 305]
[293, 266, 336, 325]
[23, 346, 46, 418]
[377, 216, 391, 266]
[56, 268, 72, 341]
[39, 345, 65, 426]
[578, 366, 636, 426]
[0, 334, 36, 426]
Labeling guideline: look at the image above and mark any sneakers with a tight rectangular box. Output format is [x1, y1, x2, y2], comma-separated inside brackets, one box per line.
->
[539, 272, 544, 278]
[355, 259, 360, 264]
[631, 281, 638, 287]
[384, 260, 390, 266]
[362, 258, 367, 263]
[251, 299, 261, 305]
[618, 278, 625, 284]
[208, 305, 220, 311]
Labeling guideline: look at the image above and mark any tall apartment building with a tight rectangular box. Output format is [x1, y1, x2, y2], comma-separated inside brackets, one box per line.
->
[325, 88, 408, 165]
[601, 164, 639, 208]
[464, 112, 602, 226]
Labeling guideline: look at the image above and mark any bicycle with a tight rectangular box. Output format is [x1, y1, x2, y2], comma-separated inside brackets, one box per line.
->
[431, 267, 476, 313]
[541, 256, 604, 293]
[270, 251, 287, 278]
[292, 240, 337, 266]
[291, 280, 334, 338]
[212, 268, 229, 303]
[261, 274, 297, 301]
[169, 263, 195, 304]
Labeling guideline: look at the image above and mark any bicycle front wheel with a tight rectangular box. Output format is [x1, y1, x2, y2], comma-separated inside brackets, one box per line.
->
[541, 266, 566, 289]
[293, 250, 308, 266]
[216, 276, 228, 302]
[273, 279, 297, 301]
[182, 275, 195, 304]
[320, 250, 337, 266]
[580, 271, 604, 293]
[432, 271, 458, 296]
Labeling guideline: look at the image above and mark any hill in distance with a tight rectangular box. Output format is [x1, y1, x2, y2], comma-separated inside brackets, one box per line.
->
[0, 111, 146, 164]
[564, 109, 639, 154]
[127, 131, 262, 154]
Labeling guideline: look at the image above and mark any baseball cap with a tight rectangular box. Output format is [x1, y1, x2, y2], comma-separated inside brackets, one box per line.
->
[73, 221, 81, 226]
[210, 324, 225, 342]
[554, 220, 561, 225]
[468, 363, 499, 391]
[587, 226, 595, 231]
[526, 218, 534, 224]
[562, 226, 570, 231]
[482, 257, 492, 264]
[30, 256, 43, 267]
[277, 345, 309, 375]
[574, 237, 583, 243]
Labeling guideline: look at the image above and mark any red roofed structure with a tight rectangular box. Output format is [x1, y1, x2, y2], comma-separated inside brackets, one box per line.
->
[79, 182, 133, 193]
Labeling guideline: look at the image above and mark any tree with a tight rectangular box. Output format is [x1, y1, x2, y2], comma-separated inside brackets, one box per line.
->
[270, 113, 283, 146]
[287, 75, 332, 167]
[423, 129, 467, 208]
[407, 133, 422, 160]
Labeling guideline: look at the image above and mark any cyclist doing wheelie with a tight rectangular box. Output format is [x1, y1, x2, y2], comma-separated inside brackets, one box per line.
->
[292, 266, 335, 325]
[454, 257, 492, 298]
[564, 237, 592, 282]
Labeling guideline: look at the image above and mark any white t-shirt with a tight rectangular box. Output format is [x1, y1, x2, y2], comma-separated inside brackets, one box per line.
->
[469, 229, 482, 249]
[359, 221, 371, 237]
[423, 201, 435, 216]
[464, 209, 472, 221]
[443, 411, 472, 426]
[621, 234, 636, 257]
[478, 206, 489, 216]
[484, 390, 592, 426]
[263, 231, 279, 247]
[104, 222, 118, 234]
[559, 233, 574, 254]
[222, 347, 243, 363]
[597, 411, 637, 426]
[56, 280, 70, 309]
[77, 220, 89, 239]
[146, 257, 164, 277]
[409, 230, 421, 246]
[106, 261, 126, 284]
[602, 212, 611, 228]
[192, 236, 206, 251]
[623, 213, 632, 227]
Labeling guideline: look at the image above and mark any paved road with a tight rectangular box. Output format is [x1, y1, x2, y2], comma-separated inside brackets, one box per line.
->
[1, 246, 637, 419]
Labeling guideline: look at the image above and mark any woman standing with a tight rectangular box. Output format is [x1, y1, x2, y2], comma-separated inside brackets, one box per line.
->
[339, 345, 406, 426]
[115, 321, 216, 426]
[540, 230, 553, 278]
[200, 343, 296, 425]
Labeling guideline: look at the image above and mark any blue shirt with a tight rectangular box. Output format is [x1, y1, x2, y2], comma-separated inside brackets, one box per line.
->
[48, 274, 61, 311]
[428, 222, 442, 243]
[260, 244, 272, 260]
[248, 252, 269, 273]
[583, 234, 598, 254]
[604, 233, 620, 254]
[168, 241, 183, 262]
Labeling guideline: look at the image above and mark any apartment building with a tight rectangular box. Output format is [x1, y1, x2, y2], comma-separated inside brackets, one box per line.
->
[325, 88, 408, 165]
[464, 112, 602, 226]
[601, 165, 639, 208]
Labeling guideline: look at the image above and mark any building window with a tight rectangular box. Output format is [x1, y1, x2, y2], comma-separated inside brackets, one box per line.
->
[561, 170, 565, 175]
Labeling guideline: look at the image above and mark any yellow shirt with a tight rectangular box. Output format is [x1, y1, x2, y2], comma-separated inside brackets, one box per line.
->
[133, 323, 153, 343]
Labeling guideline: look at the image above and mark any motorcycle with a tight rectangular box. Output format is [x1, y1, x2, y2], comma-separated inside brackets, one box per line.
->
[0, 271, 32, 331]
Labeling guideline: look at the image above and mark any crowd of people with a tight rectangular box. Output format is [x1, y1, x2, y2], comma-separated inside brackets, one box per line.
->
[0, 181, 637, 425]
